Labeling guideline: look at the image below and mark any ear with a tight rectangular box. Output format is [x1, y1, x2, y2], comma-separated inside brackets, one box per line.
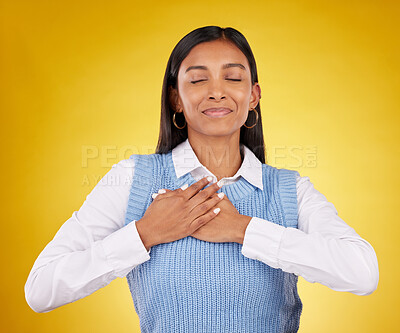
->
[249, 82, 261, 109]
[168, 86, 182, 112]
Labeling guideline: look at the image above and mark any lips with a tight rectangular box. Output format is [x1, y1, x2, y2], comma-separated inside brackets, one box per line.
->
[202, 107, 232, 118]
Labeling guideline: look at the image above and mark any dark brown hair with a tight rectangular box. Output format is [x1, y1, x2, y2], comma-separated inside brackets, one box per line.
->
[155, 25, 266, 164]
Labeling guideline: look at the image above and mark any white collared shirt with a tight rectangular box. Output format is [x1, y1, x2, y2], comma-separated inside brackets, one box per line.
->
[172, 139, 264, 190]
[24, 139, 379, 313]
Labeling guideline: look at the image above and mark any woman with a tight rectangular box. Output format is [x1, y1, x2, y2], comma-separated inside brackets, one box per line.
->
[25, 26, 379, 332]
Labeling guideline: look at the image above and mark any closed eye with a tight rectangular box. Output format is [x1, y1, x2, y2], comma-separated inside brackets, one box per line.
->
[190, 80, 206, 84]
[190, 79, 242, 84]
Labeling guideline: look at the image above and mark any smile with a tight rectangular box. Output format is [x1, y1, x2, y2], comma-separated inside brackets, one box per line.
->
[202, 108, 233, 118]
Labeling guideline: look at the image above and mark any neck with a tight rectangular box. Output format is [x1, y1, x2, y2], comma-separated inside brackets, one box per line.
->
[187, 132, 243, 181]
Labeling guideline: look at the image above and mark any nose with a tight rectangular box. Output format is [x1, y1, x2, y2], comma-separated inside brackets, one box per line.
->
[207, 79, 226, 101]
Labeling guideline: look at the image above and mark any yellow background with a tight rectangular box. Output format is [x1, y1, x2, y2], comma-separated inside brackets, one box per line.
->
[1, 0, 398, 332]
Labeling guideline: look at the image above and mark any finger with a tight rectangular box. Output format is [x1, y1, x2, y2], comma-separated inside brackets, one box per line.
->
[187, 181, 222, 211]
[180, 183, 189, 191]
[151, 188, 172, 200]
[153, 184, 187, 199]
[182, 176, 213, 200]
[191, 205, 221, 230]
[190, 193, 223, 217]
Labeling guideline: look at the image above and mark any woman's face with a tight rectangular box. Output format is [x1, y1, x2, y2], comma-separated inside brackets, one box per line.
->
[171, 39, 261, 139]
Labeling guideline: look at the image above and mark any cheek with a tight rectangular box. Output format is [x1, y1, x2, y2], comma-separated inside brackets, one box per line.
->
[228, 86, 251, 102]
[180, 89, 204, 111]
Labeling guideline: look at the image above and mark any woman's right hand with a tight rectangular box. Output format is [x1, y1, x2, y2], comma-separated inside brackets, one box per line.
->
[135, 176, 224, 251]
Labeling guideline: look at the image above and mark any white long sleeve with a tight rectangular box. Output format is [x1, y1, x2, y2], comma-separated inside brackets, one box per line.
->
[25, 154, 379, 314]
[241, 175, 379, 296]
[24, 158, 151, 313]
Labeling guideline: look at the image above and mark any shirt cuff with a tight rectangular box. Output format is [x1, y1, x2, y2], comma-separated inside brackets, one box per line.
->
[101, 220, 151, 277]
[241, 217, 285, 269]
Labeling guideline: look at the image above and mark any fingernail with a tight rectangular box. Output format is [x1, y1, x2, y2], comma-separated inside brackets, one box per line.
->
[180, 184, 188, 191]
[213, 208, 221, 214]
[217, 193, 224, 199]
[152, 193, 159, 199]
[207, 176, 213, 182]
[217, 180, 223, 187]
[158, 189, 166, 194]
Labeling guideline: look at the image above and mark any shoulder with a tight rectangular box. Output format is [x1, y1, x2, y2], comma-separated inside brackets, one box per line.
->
[295, 173, 312, 191]
[294, 173, 332, 208]
[119, 151, 172, 177]
[271, 167, 315, 198]
[261, 163, 300, 181]
[101, 157, 136, 184]
[261, 164, 329, 210]
[126, 151, 171, 166]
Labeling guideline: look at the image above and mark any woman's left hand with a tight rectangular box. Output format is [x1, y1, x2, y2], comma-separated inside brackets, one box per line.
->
[153, 188, 252, 244]
[190, 193, 251, 244]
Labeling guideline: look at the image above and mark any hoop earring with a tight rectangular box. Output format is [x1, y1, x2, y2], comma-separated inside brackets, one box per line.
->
[173, 110, 186, 129]
[243, 107, 258, 129]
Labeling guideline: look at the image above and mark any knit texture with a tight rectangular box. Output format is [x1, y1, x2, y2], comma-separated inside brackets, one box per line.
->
[124, 151, 303, 333]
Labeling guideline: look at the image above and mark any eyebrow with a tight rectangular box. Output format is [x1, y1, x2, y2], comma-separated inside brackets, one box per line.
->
[185, 63, 246, 73]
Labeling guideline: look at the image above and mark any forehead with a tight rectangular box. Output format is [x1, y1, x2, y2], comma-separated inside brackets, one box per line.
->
[180, 40, 249, 71]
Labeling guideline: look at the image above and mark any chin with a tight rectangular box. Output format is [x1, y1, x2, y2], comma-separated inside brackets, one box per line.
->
[197, 127, 240, 137]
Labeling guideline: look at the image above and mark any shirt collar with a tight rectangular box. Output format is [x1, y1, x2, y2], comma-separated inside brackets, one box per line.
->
[171, 138, 263, 191]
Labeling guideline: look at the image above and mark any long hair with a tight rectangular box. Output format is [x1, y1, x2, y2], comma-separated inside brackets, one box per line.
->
[155, 25, 266, 164]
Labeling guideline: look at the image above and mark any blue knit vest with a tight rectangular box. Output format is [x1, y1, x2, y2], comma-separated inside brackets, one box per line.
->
[124, 151, 303, 332]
